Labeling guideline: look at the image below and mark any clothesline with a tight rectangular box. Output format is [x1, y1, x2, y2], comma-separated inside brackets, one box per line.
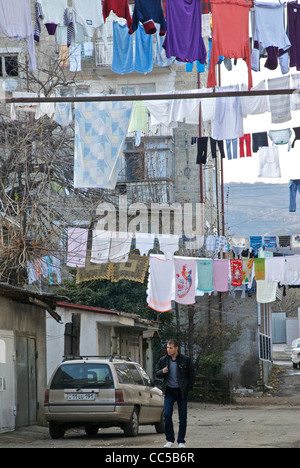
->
[3, 88, 300, 104]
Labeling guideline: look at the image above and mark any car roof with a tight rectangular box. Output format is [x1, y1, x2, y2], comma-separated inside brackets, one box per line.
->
[60, 355, 139, 366]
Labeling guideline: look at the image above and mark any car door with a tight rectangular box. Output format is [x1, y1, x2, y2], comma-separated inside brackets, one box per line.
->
[139, 366, 164, 423]
[127, 364, 152, 423]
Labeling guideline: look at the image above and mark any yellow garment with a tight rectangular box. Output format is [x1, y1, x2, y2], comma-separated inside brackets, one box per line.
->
[128, 101, 148, 133]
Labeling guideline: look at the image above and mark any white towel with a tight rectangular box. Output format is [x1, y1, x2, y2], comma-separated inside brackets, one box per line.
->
[147, 256, 174, 312]
[109, 231, 133, 263]
[91, 230, 111, 264]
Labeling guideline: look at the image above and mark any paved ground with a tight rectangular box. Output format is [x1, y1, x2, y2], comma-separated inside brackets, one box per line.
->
[1, 346, 300, 449]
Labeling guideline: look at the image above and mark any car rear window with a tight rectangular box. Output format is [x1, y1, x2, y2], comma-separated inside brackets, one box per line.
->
[50, 363, 114, 389]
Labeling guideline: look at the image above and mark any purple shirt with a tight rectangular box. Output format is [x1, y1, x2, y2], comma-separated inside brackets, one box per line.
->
[163, 0, 207, 64]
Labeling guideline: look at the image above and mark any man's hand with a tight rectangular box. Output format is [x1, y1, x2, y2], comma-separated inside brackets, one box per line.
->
[163, 367, 168, 374]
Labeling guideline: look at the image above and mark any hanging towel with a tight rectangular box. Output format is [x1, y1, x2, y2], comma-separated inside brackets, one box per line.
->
[254, 258, 265, 280]
[197, 259, 214, 293]
[134, 23, 153, 74]
[263, 235, 277, 250]
[67, 227, 88, 268]
[163, 0, 207, 64]
[135, 233, 156, 256]
[112, 21, 134, 74]
[230, 259, 243, 287]
[53, 102, 73, 127]
[213, 259, 229, 292]
[74, 100, 133, 189]
[155, 25, 175, 67]
[207, 0, 252, 90]
[212, 85, 244, 141]
[240, 80, 269, 116]
[91, 230, 111, 264]
[256, 280, 277, 303]
[279, 235, 291, 248]
[292, 235, 300, 249]
[242, 258, 254, 286]
[174, 258, 196, 305]
[265, 257, 286, 284]
[268, 76, 291, 124]
[285, 255, 300, 285]
[109, 231, 133, 263]
[128, 101, 148, 133]
[147, 256, 174, 312]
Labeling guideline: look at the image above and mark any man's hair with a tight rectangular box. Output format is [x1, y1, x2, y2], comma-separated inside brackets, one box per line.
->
[167, 339, 180, 348]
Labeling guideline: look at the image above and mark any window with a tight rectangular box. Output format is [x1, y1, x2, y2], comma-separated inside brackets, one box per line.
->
[128, 364, 144, 385]
[50, 363, 114, 389]
[0, 55, 18, 77]
[114, 363, 134, 384]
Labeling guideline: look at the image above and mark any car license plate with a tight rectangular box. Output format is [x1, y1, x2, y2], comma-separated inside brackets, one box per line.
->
[67, 393, 96, 401]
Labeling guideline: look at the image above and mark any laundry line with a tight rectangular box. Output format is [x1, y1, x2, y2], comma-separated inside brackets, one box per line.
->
[2, 88, 300, 104]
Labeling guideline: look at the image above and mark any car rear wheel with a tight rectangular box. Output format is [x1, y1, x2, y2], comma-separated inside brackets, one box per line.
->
[84, 425, 99, 437]
[123, 407, 139, 437]
[49, 422, 65, 439]
[155, 411, 165, 434]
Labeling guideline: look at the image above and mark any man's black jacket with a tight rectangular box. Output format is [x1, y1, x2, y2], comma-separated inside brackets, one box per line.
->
[155, 353, 195, 398]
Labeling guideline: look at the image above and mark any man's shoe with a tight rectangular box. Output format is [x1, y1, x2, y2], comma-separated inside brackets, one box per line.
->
[164, 441, 174, 448]
[178, 443, 186, 448]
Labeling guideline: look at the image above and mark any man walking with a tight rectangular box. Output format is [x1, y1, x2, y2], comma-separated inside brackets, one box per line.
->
[155, 339, 195, 448]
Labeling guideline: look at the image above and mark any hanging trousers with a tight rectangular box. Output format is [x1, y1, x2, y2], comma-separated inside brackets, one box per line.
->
[239, 133, 252, 157]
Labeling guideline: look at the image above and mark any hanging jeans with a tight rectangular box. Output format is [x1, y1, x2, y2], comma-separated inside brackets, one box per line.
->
[239, 134, 252, 157]
[226, 138, 238, 159]
[289, 179, 300, 212]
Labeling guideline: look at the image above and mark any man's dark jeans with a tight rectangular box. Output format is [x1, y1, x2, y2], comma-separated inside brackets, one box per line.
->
[164, 387, 188, 444]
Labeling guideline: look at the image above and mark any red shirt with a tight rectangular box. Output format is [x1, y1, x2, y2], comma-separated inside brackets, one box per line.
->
[207, 0, 253, 90]
[102, 0, 133, 29]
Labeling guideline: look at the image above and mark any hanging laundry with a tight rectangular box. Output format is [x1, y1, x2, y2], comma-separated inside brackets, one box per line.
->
[252, 132, 268, 153]
[196, 137, 208, 165]
[252, 2, 290, 74]
[213, 259, 229, 292]
[135, 233, 156, 256]
[197, 259, 214, 293]
[10, 92, 37, 120]
[256, 280, 277, 304]
[230, 259, 243, 287]
[230, 236, 250, 257]
[34, 0, 68, 40]
[285, 255, 300, 285]
[226, 139, 238, 160]
[74, 100, 133, 189]
[163, 0, 207, 64]
[147, 256, 174, 312]
[263, 236, 277, 250]
[250, 236, 263, 255]
[155, 25, 174, 67]
[91, 230, 111, 264]
[210, 138, 225, 159]
[73, 0, 107, 41]
[240, 81, 270, 117]
[112, 21, 134, 74]
[109, 231, 133, 263]
[292, 235, 300, 249]
[241, 258, 254, 286]
[102, 0, 133, 30]
[254, 258, 265, 280]
[69, 44, 82, 72]
[53, 102, 73, 127]
[58, 45, 69, 66]
[287, 2, 300, 71]
[157, 234, 179, 259]
[265, 257, 286, 284]
[207, 0, 252, 90]
[130, 0, 166, 36]
[174, 258, 196, 305]
[239, 134, 252, 158]
[206, 235, 216, 254]
[215, 236, 228, 254]
[67, 227, 88, 268]
[289, 179, 300, 212]
[128, 102, 148, 133]
[268, 76, 291, 124]
[292, 127, 300, 148]
[291, 75, 300, 111]
[35, 101, 55, 120]
[258, 146, 281, 179]
[0, 0, 36, 72]
[212, 85, 244, 141]
[278, 235, 291, 248]
[269, 129, 292, 152]
[134, 23, 154, 74]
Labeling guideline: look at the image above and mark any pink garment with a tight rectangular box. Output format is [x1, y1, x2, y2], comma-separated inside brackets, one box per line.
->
[230, 259, 243, 287]
[213, 259, 229, 292]
[67, 227, 88, 268]
[174, 259, 196, 305]
[208, 0, 252, 90]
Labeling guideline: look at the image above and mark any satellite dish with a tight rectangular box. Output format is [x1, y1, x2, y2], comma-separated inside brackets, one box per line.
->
[2, 78, 18, 92]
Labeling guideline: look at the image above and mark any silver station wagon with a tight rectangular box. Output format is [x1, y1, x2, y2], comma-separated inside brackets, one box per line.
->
[44, 356, 164, 439]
